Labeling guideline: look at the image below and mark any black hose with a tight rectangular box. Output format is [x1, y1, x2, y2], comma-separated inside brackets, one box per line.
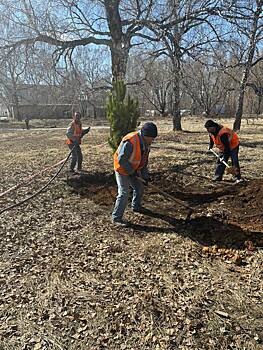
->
[0, 147, 74, 215]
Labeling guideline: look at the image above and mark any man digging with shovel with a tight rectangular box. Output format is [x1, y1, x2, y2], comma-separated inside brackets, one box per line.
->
[204, 119, 243, 183]
[112, 122, 158, 227]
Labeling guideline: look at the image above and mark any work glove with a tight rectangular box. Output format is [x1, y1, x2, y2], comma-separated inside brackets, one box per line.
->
[81, 127, 91, 137]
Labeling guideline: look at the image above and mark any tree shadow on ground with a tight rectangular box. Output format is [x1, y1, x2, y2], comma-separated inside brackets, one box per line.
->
[152, 145, 208, 155]
[128, 208, 262, 250]
[240, 140, 263, 148]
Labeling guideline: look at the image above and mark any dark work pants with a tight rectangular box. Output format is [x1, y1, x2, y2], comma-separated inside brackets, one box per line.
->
[215, 146, 241, 179]
[68, 144, 83, 171]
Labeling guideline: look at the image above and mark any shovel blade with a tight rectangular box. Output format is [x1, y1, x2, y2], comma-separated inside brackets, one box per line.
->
[226, 166, 239, 175]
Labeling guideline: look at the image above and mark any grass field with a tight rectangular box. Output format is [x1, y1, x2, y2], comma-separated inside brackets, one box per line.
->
[0, 116, 262, 349]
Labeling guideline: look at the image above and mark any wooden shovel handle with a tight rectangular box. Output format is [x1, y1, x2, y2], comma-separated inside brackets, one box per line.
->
[136, 176, 194, 211]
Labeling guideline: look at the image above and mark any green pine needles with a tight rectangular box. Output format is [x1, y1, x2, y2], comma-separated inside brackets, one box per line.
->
[107, 80, 140, 152]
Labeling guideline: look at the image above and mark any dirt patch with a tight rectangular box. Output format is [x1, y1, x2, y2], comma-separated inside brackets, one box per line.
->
[66, 172, 117, 205]
[1, 118, 263, 350]
[65, 171, 263, 249]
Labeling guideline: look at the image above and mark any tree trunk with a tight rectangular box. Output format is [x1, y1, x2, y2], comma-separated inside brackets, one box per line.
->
[172, 71, 182, 131]
[233, 2, 262, 131]
[110, 43, 129, 81]
[234, 71, 250, 131]
[12, 92, 20, 121]
[105, 0, 130, 82]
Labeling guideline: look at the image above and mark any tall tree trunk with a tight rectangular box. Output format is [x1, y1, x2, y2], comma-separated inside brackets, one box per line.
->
[257, 96, 262, 116]
[233, 2, 262, 131]
[234, 69, 251, 131]
[12, 92, 20, 121]
[170, 1, 182, 131]
[105, 0, 130, 82]
[172, 74, 182, 131]
[110, 43, 129, 81]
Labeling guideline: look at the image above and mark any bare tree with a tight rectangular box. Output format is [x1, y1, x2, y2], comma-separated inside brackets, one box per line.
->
[182, 56, 235, 117]
[0, 0, 156, 82]
[140, 0, 233, 130]
[130, 57, 172, 116]
[220, 0, 263, 131]
[0, 49, 29, 120]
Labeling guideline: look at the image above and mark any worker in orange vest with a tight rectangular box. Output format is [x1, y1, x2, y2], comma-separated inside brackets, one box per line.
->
[112, 122, 158, 226]
[205, 119, 242, 183]
[66, 111, 90, 173]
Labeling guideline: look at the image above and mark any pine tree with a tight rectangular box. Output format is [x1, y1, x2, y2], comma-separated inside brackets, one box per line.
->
[106, 80, 140, 152]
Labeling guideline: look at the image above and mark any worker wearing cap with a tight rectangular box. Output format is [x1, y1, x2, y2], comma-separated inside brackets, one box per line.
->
[66, 111, 90, 173]
[112, 122, 158, 226]
[204, 119, 242, 182]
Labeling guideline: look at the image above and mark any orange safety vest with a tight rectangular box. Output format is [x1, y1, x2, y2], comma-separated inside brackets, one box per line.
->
[114, 131, 149, 175]
[66, 121, 82, 145]
[210, 126, 239, 152]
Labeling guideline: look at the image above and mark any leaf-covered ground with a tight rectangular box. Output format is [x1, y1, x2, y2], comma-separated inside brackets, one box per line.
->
[0, 117, 262, 350]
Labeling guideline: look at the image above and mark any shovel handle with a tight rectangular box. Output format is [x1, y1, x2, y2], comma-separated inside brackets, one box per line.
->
[136, 176, 194, 211]
[209, 148, 230, 168]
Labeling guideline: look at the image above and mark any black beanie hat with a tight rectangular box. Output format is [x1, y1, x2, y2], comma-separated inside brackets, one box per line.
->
[141, 122, 158, 138]
[204, 119, 217, 128]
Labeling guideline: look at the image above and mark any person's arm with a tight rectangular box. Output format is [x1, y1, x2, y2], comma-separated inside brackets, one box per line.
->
[209, 136, 214, 149]
[220, 133, 230, 155]
[118, 141, 136, 175]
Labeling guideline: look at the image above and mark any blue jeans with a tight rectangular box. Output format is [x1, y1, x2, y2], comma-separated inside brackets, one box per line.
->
[112, 172, 144, 221]
[215, 146, 241, 179]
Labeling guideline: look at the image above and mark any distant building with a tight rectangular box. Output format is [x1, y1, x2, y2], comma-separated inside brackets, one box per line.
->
[0, 82, 109, 119]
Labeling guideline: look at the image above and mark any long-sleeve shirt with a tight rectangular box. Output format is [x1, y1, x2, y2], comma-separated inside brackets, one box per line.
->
[117, 132, 149, 178]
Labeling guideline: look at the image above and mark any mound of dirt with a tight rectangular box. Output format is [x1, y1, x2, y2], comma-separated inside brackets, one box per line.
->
[66, 172, 117, 205]
[224, 179, 263, 227]
[231, 179, 263, 213]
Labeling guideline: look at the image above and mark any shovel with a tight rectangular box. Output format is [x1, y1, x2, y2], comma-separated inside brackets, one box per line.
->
[136, 177, 194, 220]
[209, 148, 238, 175]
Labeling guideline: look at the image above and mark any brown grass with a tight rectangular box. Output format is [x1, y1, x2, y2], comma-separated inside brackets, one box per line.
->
[0, 116, 262, 349]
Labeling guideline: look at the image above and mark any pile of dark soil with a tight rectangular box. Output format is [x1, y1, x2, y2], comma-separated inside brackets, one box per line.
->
[229, 179, 263, 218]
[66, 172, 116, 205]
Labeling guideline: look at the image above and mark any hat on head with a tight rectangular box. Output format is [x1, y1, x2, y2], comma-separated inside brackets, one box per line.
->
[141, 122, 158, 138]
[204, 119, 217, 128]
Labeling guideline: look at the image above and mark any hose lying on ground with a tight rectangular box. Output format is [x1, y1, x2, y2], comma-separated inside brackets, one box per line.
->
[0, 147, 74, 215]
[0, 158, 67, 198]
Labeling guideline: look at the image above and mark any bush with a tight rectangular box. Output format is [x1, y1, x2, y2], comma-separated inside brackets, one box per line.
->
[106, 80, 140, 152]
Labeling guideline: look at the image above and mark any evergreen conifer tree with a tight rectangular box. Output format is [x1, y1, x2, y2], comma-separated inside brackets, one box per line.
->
[106, 80, 140, 152]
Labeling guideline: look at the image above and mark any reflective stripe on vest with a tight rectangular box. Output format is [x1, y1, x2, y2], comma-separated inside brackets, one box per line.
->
[114, 132, 144, 175]
[210, 127, 239, 152]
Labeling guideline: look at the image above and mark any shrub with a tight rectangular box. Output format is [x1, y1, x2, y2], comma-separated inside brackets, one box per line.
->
[106, 80, 140, 152]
